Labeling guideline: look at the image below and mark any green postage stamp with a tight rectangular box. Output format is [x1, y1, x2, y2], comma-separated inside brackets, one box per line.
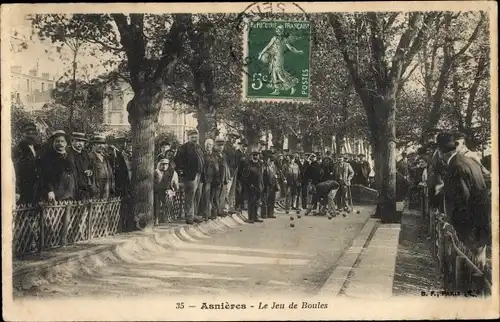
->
[243, 20, 312, 102]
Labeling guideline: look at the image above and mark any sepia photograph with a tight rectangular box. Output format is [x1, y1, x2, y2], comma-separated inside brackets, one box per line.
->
[1, 2, 498, 321]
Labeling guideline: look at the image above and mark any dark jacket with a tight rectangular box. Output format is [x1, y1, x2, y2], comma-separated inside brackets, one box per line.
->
[360, 160, 371, 179]
[109, 148, 131, 197]
[321, 160, 336, 181]
[88, 151, 115, 196]
[174, 142, 204, 181]
[67, 147, 92, 199]
[223, 143, 238, 177]
[202, 151, 223, 185]
[444, 153, 490, 246]
[39, 149, 78, 201]
[305, 160, 323, 185]
[315, 180, 340, 199]
[12, 140, 42, 204]
[241, 160, 263, 193]
[263, 161, 279, 191]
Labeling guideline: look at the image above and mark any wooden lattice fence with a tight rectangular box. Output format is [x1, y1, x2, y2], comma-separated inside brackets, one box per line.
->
[420, 189, 492, 296]
[13, 198, 122, 257]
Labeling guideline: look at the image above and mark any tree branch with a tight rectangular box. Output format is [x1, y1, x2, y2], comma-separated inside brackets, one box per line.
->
[452, 12, 486, 60]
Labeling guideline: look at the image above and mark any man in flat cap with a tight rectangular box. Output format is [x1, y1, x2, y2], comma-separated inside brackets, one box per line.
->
[241, 147, 264, 223]
[39, 131, 78, 203]
[88, 135, 115, 199]
[67, 132, 92, 200]
[174, 129, 205, 224]
[13, 122, 42, 204]
[438, 132, 491, 268]
[235, 139, 249, 212]
[224, 133, 239, 213]
[261, 150, 279, 219]
[453, 131, 490, 181]
[357, 154, 371, 186]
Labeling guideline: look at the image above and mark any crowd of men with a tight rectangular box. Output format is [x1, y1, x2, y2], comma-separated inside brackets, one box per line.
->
[159, 129, 373, 224]
[13, 123, 375, 227]
[12, 123, 132, 206]
[401, 129, 491, 267]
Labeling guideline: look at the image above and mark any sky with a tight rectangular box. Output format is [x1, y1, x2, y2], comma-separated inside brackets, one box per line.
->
[9, 15, 115, 81]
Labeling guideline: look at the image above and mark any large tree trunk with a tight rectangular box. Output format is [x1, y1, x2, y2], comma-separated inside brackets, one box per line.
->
[243, 114, 261, 148]
[287, 134, 299, 151]
[271, 127, 284, 150]
[374, 93, 398, 223]
[302, 134, 313, 153]
[128, 97, 157, 231]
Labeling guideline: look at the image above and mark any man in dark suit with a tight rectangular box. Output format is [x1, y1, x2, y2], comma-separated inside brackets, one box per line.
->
[67, 132, 92, 200]
[224, 133, 239, 212]
[235, 140, 249, 211]
[13, 122, 42, 204]
[397, 152, 409, 180]
[297, 152, 309, 210]
[358, 154, 371, 186]
[241, 147, 264, 223]
[438, 132, 491, 267]
[40, 131, 78, 202]
[174, 129, 204, 224]
[261, 150, 279, 219]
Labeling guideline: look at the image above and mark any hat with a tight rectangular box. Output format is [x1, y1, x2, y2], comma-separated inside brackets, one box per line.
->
[91, 135, 107, 144]
[71, 132, 88, 141]
[187, 129, 198, 136]
[452, 131, 466, 140]
[166, 149, 175, 154]
[23, 122, 37, 132]
[437, 132, 456, 153]
[227, 133, 240, 138]
[249, 147, 260, 154]
[51, 130, 67, 139]
[215, 136, 225, 144]
[158, 158, 170, 164]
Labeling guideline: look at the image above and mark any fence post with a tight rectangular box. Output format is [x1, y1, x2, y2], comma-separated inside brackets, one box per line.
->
[471, 272, 486, 297]
[61, 203, 71, 246]
[455, 255, 466, 293]
[88, 201, 93, 240]
[39, 205, 45, 253]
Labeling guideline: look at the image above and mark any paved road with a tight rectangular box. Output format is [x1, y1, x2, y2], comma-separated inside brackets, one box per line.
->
[21, 206, 374, 298]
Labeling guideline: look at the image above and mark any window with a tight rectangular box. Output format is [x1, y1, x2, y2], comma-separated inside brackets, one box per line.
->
[42, 82, 45, 91]
[111, 92, 124, 111]
[26, 79, 30, 90]
[16, 93, 20, 100]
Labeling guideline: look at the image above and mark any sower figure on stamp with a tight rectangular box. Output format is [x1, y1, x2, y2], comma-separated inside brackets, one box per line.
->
[261, 150, 279, 219]
[258, 24, 303, 95]
[241, 147, 263, 223]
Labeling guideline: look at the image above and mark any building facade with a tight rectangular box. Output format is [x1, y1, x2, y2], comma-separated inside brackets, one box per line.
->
[10, 65, 56, 113]
[102, 81, 198, 143]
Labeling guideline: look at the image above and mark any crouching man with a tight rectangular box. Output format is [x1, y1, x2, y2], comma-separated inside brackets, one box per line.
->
[305, 180, 340, 217]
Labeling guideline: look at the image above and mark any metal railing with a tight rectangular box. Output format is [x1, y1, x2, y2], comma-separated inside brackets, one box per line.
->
[420, 187, 492, 296]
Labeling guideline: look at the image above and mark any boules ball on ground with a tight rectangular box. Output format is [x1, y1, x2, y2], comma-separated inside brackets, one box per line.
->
[356, 210, 360, 214]
[327, 215, 332, 220]
[290, 216, 295, 220]
[290, 223, 295, 228]
[297, 215, 302, 219]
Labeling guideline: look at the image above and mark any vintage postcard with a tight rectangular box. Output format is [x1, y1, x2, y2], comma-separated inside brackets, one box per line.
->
[1, 1, 498, 321]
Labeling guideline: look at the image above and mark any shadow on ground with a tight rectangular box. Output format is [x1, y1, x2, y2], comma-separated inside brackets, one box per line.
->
[392, 209, 442, 295]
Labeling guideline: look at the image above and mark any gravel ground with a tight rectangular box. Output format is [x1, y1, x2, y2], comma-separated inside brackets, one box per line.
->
[16, 206, 374, 299]
[392, 209, 442, 295]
